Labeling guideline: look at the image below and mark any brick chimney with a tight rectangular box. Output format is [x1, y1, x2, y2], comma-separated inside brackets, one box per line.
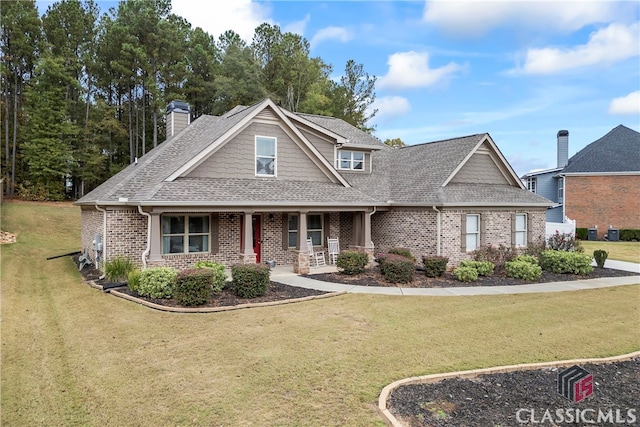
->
[166, 100, 191, 138]
[557, 130, 569, 168]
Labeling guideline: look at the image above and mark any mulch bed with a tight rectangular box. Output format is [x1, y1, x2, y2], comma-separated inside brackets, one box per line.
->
[303, 266, 638, 288]
[387, 357, 640, 426]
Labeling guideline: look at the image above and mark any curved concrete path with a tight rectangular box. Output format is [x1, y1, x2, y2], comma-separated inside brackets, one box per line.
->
[270, 259, 640, 296]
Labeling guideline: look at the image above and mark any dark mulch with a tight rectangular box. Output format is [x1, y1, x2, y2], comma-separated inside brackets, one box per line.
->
[388, 358, 640, 426]
[303, 266, 638, 288]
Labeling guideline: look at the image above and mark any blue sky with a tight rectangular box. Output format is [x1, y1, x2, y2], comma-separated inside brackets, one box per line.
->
[38, 0, 640, 176]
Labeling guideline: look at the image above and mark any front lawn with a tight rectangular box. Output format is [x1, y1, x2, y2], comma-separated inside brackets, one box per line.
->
[2, 201, 639, 426]
[580, 240, 640, 263]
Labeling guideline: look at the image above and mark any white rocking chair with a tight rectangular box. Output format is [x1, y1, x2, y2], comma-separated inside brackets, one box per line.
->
[306, 238, 326, 267]
[327, 237, 340, 264]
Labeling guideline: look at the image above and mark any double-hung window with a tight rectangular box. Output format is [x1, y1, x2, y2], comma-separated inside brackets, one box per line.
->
[526, 177, 537, 193]
[287, 213, 323, 247]
[162, 215, 210, 254]
[514, 214, 527, 247]
[337, 150, 364, 170]
[287, 215, 298, 248]
[256, 136, 276, 176]
[465, 214, 480, 252]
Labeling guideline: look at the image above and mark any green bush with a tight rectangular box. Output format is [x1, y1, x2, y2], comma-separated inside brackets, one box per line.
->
[104, 256, 135, 282]
[452, 266, 478, 282]
[194, 260, 227, 292]
[127, 270, 141, 292]
[472, 244, 515, 270]
[523, 242, 546, 258]
[459, 260, 494, 277]
[546, 231, 579, 251]
[174, 269, 214, 306]
[337, 251, 369, 275]
[505, 260, 542, 281]
[378, 253, 415, 284]
[422, 256, 449, 277]
[387, 247, 416, 263]
[231, 264, 270, 298]
[137, 267, 178, 298]
[620, 229, 640, 241]
[593, 250, 608, 269]
[576, 227, 588, 240]
[538, 250, 593, 275]
[512, 254, 539, 265]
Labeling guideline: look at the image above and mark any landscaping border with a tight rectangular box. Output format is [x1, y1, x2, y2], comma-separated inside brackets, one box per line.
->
[378, 350, 640, 426]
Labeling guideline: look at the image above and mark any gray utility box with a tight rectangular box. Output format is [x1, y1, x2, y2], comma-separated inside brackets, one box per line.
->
[607, 228, 619, 241]
[588, 228, 598, 241]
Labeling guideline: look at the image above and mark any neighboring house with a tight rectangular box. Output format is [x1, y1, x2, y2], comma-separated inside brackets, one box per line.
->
[75, 99, 552, 273]
[522, 125, 640, 239]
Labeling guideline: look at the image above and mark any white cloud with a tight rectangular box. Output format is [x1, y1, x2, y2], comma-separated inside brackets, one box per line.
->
[371, 96, 411, 121]
[422, 0, 626, 36]
[608, 91, 640, 115]
[310, 26, 352, 49]
[171, 0, 271, 42]
[517, 22, 640, 75]
[284, 14, 310, 36]
[377, 51, 462, 90]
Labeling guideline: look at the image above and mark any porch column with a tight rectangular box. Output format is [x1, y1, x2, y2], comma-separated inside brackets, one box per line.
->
[363, 209, 375, 267]
[239, 211, 256, 264]
[148, 212, 164, 263]
[293, 211, 309, 274]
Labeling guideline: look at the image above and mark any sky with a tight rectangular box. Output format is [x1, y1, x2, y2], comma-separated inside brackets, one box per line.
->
[37, 0, 640, 176]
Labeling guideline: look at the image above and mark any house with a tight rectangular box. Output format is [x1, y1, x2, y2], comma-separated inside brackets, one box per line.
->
[522, 125, 640, 239]
[75, 99, 552, 273]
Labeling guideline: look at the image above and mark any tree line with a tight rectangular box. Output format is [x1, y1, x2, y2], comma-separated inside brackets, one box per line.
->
[0, 0, 378, 200]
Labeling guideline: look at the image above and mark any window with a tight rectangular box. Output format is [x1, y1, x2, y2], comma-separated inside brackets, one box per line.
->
[287, 213, 323, 247]
[526, 177, 537, 193]
[337, 150, 364, 170]
[465, 214, 480, 252]
[515, 214, 527, 247]
[558, 179, 564, 202]
[162, 215, 210, 254]
[256, 136, 276, 176]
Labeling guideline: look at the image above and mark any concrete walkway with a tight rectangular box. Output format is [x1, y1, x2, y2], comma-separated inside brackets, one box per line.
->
[269, 259, 640, 296]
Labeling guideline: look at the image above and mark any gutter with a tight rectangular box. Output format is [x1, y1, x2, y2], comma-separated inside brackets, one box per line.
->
[137, 205, 151, 269]
[95, 203, 107, 280]
[432, 206, 441, 256]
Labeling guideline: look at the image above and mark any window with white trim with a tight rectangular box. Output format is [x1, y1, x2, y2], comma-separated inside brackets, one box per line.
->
[465, 214, 480, 252]
[526, 177, 537, 193]
[162, 215, 210, 254]
[337, 150, 364, 170]
[287, 214, 323, 247]
[256, 136, 276, 176]
[515, 214, 527, 247]
[558, 179, 564, 202]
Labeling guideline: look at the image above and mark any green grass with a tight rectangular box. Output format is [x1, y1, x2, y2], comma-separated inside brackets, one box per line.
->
[580, 240, 640, 263]
[2, 201, 639, 426]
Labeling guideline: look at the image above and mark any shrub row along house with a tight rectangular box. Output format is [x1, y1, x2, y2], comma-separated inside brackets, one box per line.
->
[75, 99, 552, 274]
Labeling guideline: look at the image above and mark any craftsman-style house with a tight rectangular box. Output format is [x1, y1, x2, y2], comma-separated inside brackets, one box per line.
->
[75, 99, 552, 273]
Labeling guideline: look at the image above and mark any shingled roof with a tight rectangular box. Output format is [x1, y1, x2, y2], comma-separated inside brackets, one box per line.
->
[561, 125, 640, 174]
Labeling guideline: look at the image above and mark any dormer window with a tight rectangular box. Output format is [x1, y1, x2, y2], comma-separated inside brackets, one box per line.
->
[337, 150, 364, 170]
[256, 136, 276, 176]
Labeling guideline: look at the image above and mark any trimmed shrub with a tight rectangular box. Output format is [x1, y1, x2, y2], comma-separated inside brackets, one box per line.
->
[472, 244, 516, 271]
[538, 250, 593, 275]
[505, 260, 542, 281]
[387, 247, 416, 263]
[512, 254, 539, 265]
[453, 266, 478, 283]
[231, 264, 270, 298]
[576, 227, 588, 240]
[195, 260, 227, 292]
[523, 242, 546, 258]
[127, 269, 141, 292]
[104, 256, 135, 282]
[337, 251, 369, 275]
[593, 249, 608, 269]
[137, 267, 178, 298]
[174, 268, 214, 306]
[378, 253, 415, 284]
[422, 256, 449, 278]
[546, 231, 579, 251]
[459, 260, 494, 277]
[620, 229, 640, 241]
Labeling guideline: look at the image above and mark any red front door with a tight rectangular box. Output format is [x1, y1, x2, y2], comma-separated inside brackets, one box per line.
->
[252, 215, 261, 263]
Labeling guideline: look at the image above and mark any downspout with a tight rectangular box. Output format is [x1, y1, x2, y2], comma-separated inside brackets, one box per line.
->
[368, 206, 377, 247]
[432, 206, 441, 256]
[95, 203, 107, 280]
[137, 205, 151, 269]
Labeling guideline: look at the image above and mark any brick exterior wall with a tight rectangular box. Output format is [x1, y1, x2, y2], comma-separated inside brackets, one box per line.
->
[565, 175, 640, 238]
[106, 209, 148, 268]
[80, 207, 104, 263]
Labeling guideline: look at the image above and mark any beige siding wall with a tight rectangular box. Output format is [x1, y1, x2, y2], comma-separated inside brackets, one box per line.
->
[188, 122, 331, 182]
[169, 111, 189, 137]
[450, 153, 509, 184]
[300, 129, 335, 164]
